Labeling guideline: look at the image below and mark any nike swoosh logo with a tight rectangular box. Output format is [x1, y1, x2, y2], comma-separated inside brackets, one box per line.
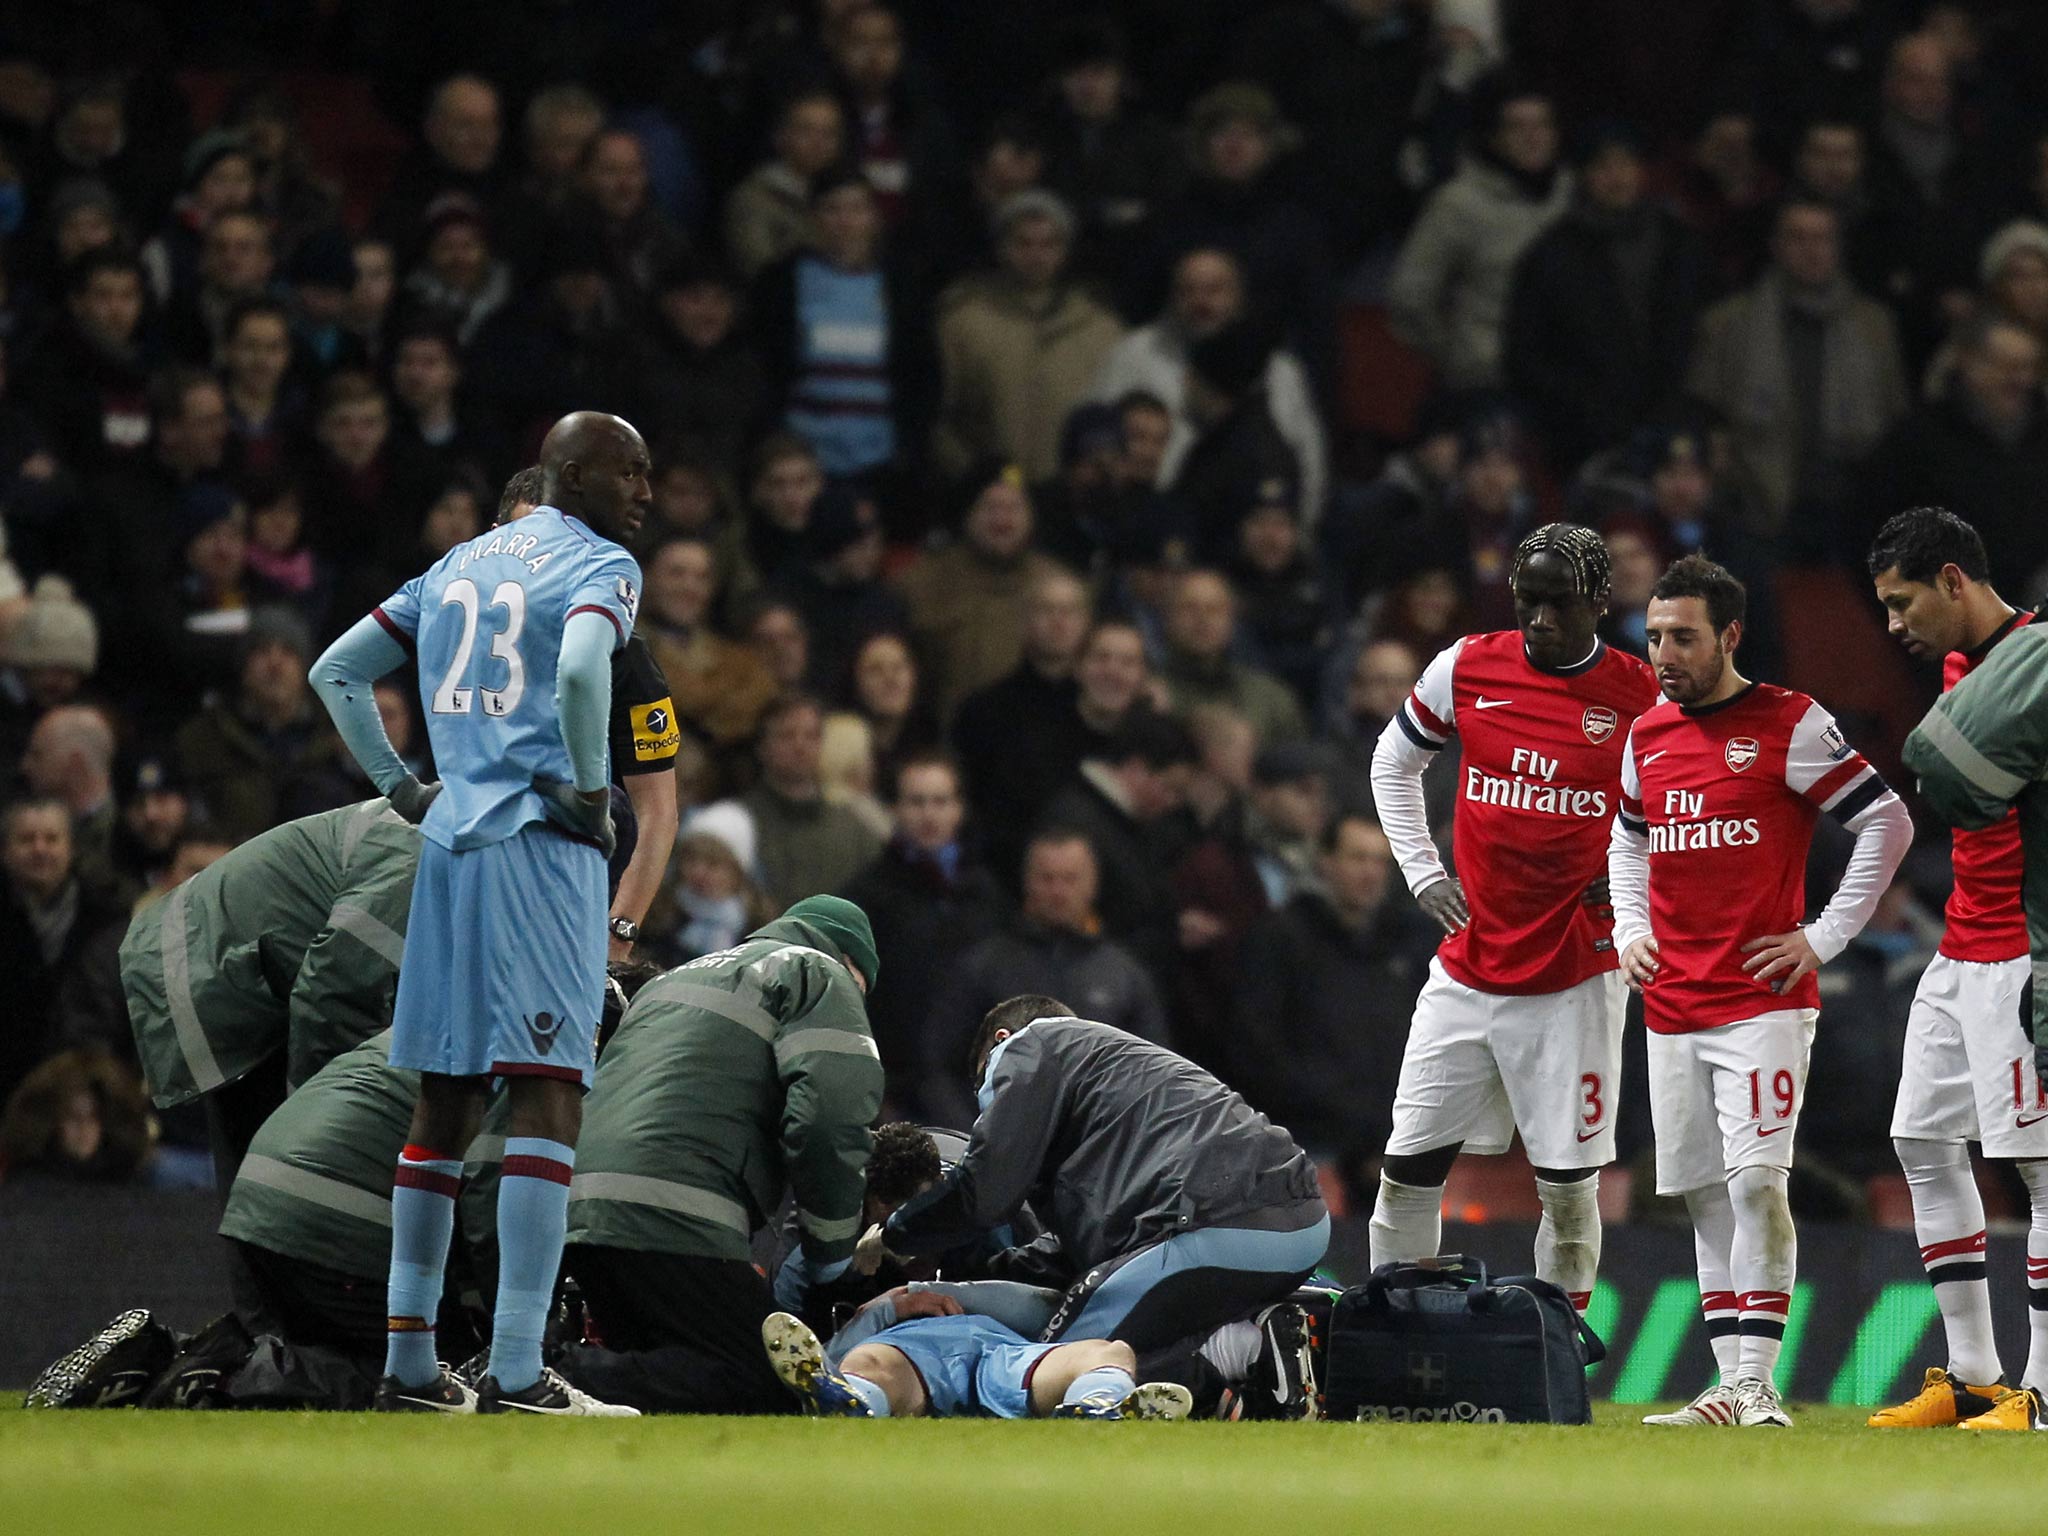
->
[1640, 750, 1668, 765]
[1756, 1125, 1789, 1138]
[1576, 1128, 1605, 1143]
[1473, 697, 1514, 710]
[2017, 1114, 2048, 1128]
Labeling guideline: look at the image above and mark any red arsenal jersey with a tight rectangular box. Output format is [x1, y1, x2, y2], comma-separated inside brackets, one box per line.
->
[1622, 683, 1884, 1033]
[1939, 612, 2032, 963]
[1397, 632, 1658, 995]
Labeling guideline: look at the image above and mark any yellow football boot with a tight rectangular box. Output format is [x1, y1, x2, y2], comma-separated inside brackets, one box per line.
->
[1958, 1385, 2047, 1431]
[1867, 1367, 2001, 1427]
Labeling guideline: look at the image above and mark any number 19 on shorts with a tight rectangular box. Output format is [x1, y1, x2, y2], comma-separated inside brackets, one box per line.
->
[1749, 1068, 1795, 1124]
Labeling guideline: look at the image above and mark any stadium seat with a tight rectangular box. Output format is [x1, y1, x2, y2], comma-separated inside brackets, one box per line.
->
[1771, 567, 1927, 787]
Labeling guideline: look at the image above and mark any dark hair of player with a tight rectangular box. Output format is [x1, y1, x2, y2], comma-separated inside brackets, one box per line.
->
[866, 1122, 943, 1207]
[1510, 522, 1611, 607]
[1865, 506, 1991, 584]
[496, 465, 545, 524]
[1652, 553, 1747, 632]
[969, 994, 1075, 1084]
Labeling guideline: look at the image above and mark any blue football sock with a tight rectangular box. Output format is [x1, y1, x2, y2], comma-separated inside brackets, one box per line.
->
[386, 1146, 463, 1388]
[1061, 1365, 1136, 1409]
[488, 1137, 575, 1394]
[844, 1372, 891, 1418]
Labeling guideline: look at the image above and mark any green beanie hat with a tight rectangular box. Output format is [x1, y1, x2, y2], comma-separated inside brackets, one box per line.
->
[782, 895, 880, 988]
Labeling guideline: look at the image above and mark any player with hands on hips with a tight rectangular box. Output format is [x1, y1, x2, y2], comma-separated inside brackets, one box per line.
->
[1613, 556, 1911, 1430]
[1367, 523, 1659, 1319]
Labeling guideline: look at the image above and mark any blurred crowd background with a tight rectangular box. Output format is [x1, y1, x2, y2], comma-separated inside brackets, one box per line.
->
[1, 0, 2040, 1228]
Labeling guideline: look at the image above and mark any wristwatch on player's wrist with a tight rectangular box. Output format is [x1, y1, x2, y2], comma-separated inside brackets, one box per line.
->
[608, 917, 640, 944]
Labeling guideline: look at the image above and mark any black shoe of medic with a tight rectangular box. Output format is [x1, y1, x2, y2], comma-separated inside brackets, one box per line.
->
[374, 1368, 478, 1413]
[476, 1366, 639, 1416]
[139, 1312, 255, 1409]
[1242, 1303, 1319, 1422]
[25, 1308, 180, 1409]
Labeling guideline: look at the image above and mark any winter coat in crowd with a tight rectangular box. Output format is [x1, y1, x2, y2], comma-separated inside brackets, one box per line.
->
[897, 542, 1072, 722]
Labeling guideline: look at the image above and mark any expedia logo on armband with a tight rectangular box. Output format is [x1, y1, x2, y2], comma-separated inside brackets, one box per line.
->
[632, 697, 682, 762]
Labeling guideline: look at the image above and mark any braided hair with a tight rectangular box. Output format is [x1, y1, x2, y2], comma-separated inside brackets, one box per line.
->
[1511, 522, 1612, 607]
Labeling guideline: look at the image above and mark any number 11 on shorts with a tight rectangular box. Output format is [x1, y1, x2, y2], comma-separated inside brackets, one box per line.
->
[1749, 1068, 1794, 1122]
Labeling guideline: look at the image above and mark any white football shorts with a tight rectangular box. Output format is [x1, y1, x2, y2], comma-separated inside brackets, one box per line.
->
[1384, 958, 1627, 1168]
[1890, 953, 2048, 1159]
[1648, 1009, 1817, 1195]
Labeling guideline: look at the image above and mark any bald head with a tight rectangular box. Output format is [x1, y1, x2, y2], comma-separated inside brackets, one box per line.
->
[539, 411, 652, 543]
[24, 704, 115, 811]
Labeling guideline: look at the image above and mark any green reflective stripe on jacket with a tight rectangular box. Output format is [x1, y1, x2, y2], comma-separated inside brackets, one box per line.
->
[566, 918, 883, 1264]
[122, 801, 420, 1107]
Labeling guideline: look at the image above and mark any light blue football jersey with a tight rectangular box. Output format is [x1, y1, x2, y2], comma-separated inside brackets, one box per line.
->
[374, 507, 642, 851]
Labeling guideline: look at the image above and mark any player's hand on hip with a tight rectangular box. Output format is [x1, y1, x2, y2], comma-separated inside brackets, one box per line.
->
[890, 1286, 965, 1320]
[1581, 875, 1612, 918]
[1740, 928, 1820, 993]
[1417, 876, 1470, 936]
[533, 775, 617, 859]
[385, 775, 442, 825]
[1619, 935, 1660, 990]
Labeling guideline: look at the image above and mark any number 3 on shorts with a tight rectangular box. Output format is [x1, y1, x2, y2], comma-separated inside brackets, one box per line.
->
[1580, 1072, 1603, 1129]
[1748, 1068, 1795, 1122]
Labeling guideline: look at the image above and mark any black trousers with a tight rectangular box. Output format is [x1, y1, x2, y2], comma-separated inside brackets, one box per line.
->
[207, 1055, 293, 1326]
[230, 1241, 488, 1367]
[558, 1245, 792, 1415]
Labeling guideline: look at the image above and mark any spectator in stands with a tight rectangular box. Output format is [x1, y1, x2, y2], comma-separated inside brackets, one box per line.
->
[1866, 31, 1992, 365]
[842, 752, 1006, 1107]
[387, 322, 491, 482]
[1859, 313, 2048, 596]
[1091, 246, 1325, 521]
[0, 1048, 161, 1186]
[1653, 107, 1777, 299]
[1324, 636, 1423, 804]
[897, 460, 1071, 720]
[951, 566, 1093, 876]
[0, 577, 98, 767]
[218, 297, 305, 487]
[1319, 395, 1465, 614]
[163, 208, 277, 365]
[921, 828, 1163, 1126]
[646, 824, 777, 967]
[753, 169, 923, 490]
[836, 631, 937, 794]
[1229, 483, 1336, 708]
[400, 193, 512, 347]
[725, 88, 846, 280]
[1924, 221, 2048, 399]
[1231, 814, 1434, 1198]
[1038, 709, 1197, 996]
[174, 607, 344, 841]
[108, 752, 191, 895]
[299, 370, 441, 585]
[29, 77, 175, 236]
[747, 599, 812, 695]
[1037, 18, 1182, 303]
[1170, 319, 1302, 566]
[16, 247, 152, 474]
[241, 477, 330, 633]
[378, 74, 508, 252]
[141, 128, 258, 308]
[1786, 116, 1884, 299]
[1158, 567, 1307, 746]
[638, 535, 778, 771]
[20, 702, 121, 893]
[0, 797, 130, 1108]
[922, 114, 1049, 288]
[1504, 121, 1705, 474]
[931, 190, 1122, 484]
[505, 83, 606, 270]
[1147, 82, 1337, 403]
[644, 255, 768, 474]
[342, 235, 396, 366]
[771, 484, 907, 700]
[1389, 73, 1571, 391]
[729, 691, 884, 908]
[226, 80, 343, 264]
[1232, 0, 1433, 262]
[580, 128, 686, 300]
[827, 3, 958, 233]
[1685, 198, 1907, 542]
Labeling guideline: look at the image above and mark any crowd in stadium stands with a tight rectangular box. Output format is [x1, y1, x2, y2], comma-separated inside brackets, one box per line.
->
[2, 0, 2045, 1217]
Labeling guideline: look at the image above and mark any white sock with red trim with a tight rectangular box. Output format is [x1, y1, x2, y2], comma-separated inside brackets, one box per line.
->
[2018, 1158, 2048, 1393]
[1728, 1165, 1796, 1387]
[1897, 1137, 2000, 1385]
[1368, 1176, 1443, 1268]
[1533, 1175, 1600, 1313]
[1684, 1182, 1740, 1384]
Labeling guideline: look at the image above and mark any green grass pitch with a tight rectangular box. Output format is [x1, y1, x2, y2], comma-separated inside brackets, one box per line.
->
[5, 1405, 2047, 1535]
